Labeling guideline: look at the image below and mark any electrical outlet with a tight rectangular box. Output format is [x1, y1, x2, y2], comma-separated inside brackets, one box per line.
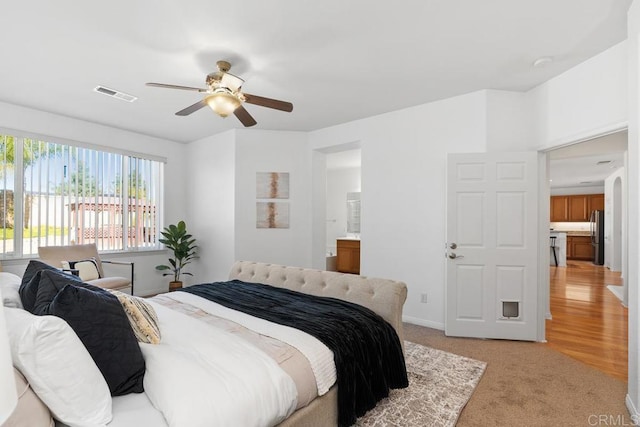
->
[420, 293, 428, 303]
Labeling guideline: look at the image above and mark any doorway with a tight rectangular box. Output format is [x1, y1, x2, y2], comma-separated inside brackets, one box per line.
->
[324, 148, 361, 271]
[545, 129, 628, 379]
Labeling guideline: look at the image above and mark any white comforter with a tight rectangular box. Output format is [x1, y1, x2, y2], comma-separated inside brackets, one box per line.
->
[168, 292, 337, 395]
[140, 301, 298, 427]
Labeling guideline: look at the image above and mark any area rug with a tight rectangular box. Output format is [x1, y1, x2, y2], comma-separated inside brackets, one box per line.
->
[355, 341, 486, 427]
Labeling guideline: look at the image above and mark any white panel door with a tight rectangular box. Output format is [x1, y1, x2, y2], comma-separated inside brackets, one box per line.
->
[445, 152, 538, 340]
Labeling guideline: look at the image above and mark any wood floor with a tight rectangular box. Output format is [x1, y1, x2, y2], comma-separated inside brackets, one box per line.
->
[546, 260, 628, 382]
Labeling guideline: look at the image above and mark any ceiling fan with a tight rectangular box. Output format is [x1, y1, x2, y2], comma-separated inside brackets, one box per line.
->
[146, 60, 293, 127]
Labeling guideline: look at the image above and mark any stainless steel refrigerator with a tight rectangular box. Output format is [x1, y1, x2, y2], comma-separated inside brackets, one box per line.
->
[590, 210, 605, 265]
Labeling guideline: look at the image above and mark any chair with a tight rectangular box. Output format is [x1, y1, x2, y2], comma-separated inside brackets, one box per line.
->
[550, 236, 558, 267]
[38, 244, 134, 295]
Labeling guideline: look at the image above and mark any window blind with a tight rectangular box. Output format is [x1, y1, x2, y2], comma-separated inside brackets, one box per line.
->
[0, 134, 164, 257]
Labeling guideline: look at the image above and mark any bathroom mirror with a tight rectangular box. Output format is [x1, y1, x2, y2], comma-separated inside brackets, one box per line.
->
[347, 192, 361, 234]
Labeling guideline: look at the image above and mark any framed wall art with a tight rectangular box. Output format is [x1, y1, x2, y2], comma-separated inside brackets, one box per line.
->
[256, 201, 290, 229]
[256, 172, 289, 199]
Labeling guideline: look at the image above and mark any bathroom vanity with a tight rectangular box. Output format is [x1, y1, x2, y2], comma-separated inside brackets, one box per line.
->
[336, 238, 360, 274]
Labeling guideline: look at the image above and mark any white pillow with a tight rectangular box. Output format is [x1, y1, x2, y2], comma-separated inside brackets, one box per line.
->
[61, 259, 100, 282]
[5, 308, 112, 427]
[0, 272, 22, 308]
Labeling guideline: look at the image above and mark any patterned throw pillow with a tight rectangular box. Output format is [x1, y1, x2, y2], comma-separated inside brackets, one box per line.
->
[108, 289, 161, 344]
[61, 258, 101, 281]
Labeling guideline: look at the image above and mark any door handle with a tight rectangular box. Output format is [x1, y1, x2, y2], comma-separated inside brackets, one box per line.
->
[448, 253, 464, 259]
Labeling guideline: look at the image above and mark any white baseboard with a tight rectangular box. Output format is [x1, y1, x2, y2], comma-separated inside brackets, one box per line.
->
[402, 315, 444, 330]
[626, 394, 638, 419]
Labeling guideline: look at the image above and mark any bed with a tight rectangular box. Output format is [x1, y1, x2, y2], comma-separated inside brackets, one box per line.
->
[3, 260, 409, 427]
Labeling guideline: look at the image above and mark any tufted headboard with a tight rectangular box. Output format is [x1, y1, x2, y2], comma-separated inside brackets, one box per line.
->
[228, 261, 408, 346]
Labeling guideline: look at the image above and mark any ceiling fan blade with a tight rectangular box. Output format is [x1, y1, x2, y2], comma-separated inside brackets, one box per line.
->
[243, 93, 293, 112]
[146, 82, 208, 93]
[234, 105, 257, 127]
[175, 99, 208, 116]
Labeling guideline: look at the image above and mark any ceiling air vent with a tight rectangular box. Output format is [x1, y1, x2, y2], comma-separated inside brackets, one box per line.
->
[93, 86, 137, 102]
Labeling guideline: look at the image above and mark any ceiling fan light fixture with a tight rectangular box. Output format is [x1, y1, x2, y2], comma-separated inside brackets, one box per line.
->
[205, 91, 241, 117]
[148, 60, 292, 126]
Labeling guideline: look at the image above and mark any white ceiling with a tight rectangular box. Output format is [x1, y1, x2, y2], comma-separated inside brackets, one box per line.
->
[326, 150, 362, 170]
[0, 1, 632, 143]
[549, 131, 628, 188]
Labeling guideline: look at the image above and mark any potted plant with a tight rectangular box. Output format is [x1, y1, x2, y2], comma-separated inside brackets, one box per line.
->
[155, 220, 197, 291]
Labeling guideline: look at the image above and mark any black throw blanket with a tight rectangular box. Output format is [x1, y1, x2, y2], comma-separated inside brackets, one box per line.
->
[181, 280, 408, 427]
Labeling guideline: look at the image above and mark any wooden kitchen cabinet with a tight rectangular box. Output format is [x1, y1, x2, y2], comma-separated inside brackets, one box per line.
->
[550, 196, 569, 222]
[590, 194, 604, 212]
[550, 194, 604, 222]
[567, 236, 593, 261]
[568, 195, 590, 221]
[336, 239, 360, 274]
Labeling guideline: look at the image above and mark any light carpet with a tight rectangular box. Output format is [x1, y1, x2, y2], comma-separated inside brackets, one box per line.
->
[355, 341, 486, 427]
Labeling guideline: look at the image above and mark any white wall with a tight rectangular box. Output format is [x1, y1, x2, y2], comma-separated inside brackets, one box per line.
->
[527, 41, 628, 149]
[186, 130, 236, 283]
[233, 129, 312, 268]
[626, 1, 640, 417]
[326, 167, 361, 254]
[604, 167, 625, 273]
[310, 91, 488, 329]
[486, 90, 535, 151]
[0, 101, 188, 296]
[186, 129, 314, 278]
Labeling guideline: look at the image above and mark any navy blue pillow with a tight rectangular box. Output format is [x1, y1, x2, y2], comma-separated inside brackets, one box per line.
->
[36, 270, 146, 396]
[31, 269, 98, 315]
[19, 260, 82, 312]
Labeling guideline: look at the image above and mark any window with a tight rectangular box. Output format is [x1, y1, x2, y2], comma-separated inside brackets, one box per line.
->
[0, 133, 164, 257]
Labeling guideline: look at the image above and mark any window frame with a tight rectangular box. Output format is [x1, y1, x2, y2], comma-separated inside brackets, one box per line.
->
[0, 128, 166, 259]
